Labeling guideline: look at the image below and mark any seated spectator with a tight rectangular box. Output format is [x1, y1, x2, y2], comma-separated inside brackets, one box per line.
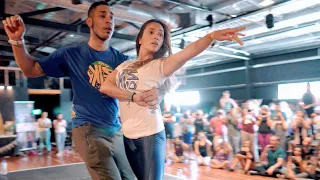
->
[210, 139, 232, 169]
[169, 137, 189, 163]
[249, 136, 285, 177]
[280, 143, 310, 179]
[194, 131, 212, 166]
[229, 140, 255, 174]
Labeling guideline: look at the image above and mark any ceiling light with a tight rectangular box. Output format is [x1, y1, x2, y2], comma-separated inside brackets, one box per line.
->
[259, 0, 275, 7]
[69, 34, 74, 37]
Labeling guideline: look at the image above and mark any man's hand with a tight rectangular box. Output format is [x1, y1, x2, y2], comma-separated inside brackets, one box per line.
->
[266, 166, 275, 176]
[140, 89, 160, 109]
[2, 15, 26, 41]
[133, 93, 148, 107]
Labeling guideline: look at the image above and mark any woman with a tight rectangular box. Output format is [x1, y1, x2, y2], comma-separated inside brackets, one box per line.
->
[169, 137, 189, 163]
[53, 113, 67, 156]
[256, 105, 272, 153]
[229, 140, 255, 174]
[271, 108, 288, 150]
[210, 139, 232, 169]
[100, 19, 245, 179]
[292, 110, 310, 145]
[240, 108, 255, 153]
[194, 131, 212, 166]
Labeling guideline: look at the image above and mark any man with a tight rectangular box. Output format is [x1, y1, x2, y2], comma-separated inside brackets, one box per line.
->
[219, 90, 238, 113]
[210, 109, 226, 146]
[250, 135, 285, 177]
[2, 1, 160, 179]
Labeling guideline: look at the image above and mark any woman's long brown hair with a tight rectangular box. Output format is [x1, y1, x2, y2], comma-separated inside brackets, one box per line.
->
[130, 19, 179, 93]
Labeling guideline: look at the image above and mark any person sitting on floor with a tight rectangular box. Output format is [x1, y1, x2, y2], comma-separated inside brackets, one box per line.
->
[280, 143, 310, 179]
[210, 139, 232, 169]
[169, 137, 189, 163]
[194, 131, 212, 166]
[229, 140, 255, 174]
[249, 135, 285, 177]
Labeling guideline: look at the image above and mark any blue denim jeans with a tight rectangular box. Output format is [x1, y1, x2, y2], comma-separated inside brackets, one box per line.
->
[55, 132, 66, 153]
[39, 129, 51, 152]
[124, 130, 166, 180]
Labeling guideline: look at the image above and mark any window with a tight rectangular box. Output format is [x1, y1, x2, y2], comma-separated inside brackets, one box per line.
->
[164, 91, 200, 106]
[278, 81, 320, 99]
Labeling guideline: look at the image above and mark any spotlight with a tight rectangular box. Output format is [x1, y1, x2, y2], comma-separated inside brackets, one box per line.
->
[71, 0, 82, 5]
[179, 39, 185, 49]
[206, 15, 213, 27]
[266, 14, 274, 29]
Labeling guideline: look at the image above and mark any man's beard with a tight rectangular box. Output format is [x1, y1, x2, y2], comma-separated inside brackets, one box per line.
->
[92, 21, 110, 41]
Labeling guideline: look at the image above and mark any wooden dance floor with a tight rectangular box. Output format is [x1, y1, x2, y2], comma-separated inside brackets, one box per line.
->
[3, 152, 274, 180]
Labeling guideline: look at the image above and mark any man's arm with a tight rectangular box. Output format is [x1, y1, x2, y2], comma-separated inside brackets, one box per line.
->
[2, 15, 45, 77]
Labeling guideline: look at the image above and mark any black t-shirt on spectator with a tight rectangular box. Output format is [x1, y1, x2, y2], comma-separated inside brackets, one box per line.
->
[258, 117, 272, 134]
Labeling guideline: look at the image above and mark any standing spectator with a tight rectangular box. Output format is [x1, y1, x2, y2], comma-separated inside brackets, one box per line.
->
[37, 112, 52, 155]
[163, 104, 176, 159]
[300, 82, 317, 118]
[194, 110, 207, 136]
[256, 105, 273, 153]
[220, 91, 238, 113]
[240, 108, 255, 152]
[53, 113, 67, 156]
[292, 110, 310, 145]
[271, 105, 288, 150]
[180, 109, 193, 147]
[210, 109, 226, 146]
[225, 108, 240, 154]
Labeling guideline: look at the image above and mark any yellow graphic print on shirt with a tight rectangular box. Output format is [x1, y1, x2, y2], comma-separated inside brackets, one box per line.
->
[87, 61, 113, 89]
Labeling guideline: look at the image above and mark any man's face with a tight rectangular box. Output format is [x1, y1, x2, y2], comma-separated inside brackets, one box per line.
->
[87, 5, 114, 41]
[269, 136, 278, 147]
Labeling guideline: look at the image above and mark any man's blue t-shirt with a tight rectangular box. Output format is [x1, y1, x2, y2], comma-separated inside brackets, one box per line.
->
[38, 43, 128, 135]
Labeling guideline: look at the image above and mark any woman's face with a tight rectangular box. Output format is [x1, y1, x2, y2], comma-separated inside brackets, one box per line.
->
[293, 147, 302, 156]
[138, 22, 164, 56]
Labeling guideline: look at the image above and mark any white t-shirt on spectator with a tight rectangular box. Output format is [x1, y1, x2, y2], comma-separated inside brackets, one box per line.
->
[53, 120, 67, 133]
[37, 118, 52, 132]
[116, 59, 166, 139]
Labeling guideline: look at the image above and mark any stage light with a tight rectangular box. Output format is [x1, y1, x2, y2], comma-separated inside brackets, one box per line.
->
[266, 14, 274, 29]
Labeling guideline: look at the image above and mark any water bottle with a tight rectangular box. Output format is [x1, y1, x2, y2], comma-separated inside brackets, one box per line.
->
[176, 168, 183, 177]
[0, 160, 7, 175]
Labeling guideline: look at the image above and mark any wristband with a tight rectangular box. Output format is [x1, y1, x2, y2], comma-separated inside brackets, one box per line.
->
[8, 39, 25, 46]
[127, 91, 135, 102]
[210, 31, 215, 40]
